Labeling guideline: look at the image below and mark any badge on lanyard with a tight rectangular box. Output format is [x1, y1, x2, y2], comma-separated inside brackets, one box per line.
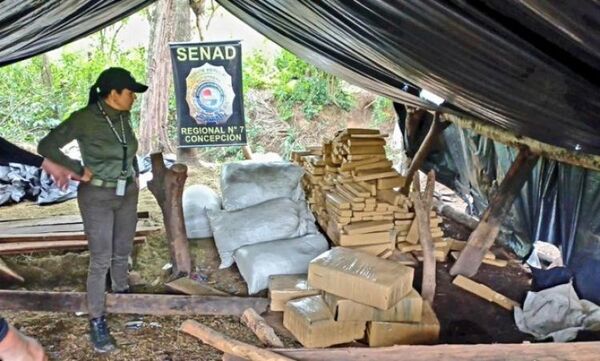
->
[97, 102, 129, 196]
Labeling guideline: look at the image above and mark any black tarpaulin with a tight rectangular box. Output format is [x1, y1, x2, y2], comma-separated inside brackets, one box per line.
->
[0, 0, 155, 67]
[421, 123, 600, 303]
[217, 0, 600, 156]
[216, 0, 600, 300]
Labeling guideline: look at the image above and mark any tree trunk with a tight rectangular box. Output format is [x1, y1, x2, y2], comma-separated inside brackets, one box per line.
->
[450, 147, 539, 277]
[189, 0, 207, 40]
[175, 0, 199, 162]
[147, 153, 192, 277]
[139, 0, 176, 154]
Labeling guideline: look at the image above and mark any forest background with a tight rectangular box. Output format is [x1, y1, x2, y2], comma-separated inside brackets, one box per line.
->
[0, 0, 398, 164]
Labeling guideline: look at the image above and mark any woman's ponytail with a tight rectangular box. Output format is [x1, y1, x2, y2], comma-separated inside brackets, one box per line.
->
[87, 84, 100, 106]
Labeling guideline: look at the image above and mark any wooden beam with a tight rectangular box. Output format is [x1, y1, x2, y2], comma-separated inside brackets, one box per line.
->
[0, 237, 145, 255]
[0, 226, 160, 243]
[450, 147, 539, 277]
[401, 112, 446, 195]
[181, 320, 293, 361]
[452, 275, 519, 311]
[0, 290, 268, 316]
[165, 276, 230, 296]
[148, 152, 192, 277]
[222, 341, 600, 361]
[443, 113, 600, 172]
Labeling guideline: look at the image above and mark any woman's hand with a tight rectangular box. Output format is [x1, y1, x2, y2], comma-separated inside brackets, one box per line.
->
[41, 158, 80, 190]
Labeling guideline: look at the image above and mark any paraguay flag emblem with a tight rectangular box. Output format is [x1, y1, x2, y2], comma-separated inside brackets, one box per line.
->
[185, 63, 234, 125]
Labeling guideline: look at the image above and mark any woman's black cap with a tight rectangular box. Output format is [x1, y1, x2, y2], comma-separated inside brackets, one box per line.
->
[96, 67, 148, 93]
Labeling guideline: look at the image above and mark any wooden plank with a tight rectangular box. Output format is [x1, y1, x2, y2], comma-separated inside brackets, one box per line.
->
[165, 276, 230, 296]
[343, 221, 393, 235]
[452, 275, 519, 311]
[325, 192, 351, 210]
[222, 341, 600, 361]
[0, 290, 268, 316]
[0, 226, 161, 243]
[0, 240, 89, 254]
[0, 211, 150, 227]
[377, 176, 406, 190]
[352, 170, 398, 182]
[338, 231, 391, 246]
[0, 237, 146, 255]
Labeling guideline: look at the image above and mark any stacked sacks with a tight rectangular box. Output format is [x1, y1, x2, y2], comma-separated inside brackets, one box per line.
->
[207, 161, 328, 294]
[182, 184, 222, 239]
[282, 247, 439, 348]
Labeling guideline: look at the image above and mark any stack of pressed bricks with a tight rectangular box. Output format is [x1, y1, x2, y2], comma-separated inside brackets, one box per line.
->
[292, 128, 447, 260]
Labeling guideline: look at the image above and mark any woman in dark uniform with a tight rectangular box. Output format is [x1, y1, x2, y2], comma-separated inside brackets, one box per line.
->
[38, 67, 147, 354]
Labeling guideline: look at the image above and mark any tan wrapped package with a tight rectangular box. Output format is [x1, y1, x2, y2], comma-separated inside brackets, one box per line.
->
[268, 274, 320, 312]
[367, 302, 440, 347]
[323, 289, 423, 322]
[308, 247, 414, 309]
[283, 295, 365, 348]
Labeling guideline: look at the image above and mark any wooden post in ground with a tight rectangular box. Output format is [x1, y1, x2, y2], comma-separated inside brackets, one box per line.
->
[410, 170, 437, 304]
[242, 145, 253, 160]
[401, 112, 446, 195]
[180, 319, 293, 361]
[450, 147, 539, 277]
[148, 152, 192, 277]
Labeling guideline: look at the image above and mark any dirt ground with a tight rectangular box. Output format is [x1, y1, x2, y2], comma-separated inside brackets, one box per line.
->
[2, 161, 590, 360]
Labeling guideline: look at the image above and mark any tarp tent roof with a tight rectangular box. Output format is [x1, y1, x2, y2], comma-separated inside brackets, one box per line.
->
[2, 0, 600, 299]
[217, 0, 600, 157]
[2, 0, 599, 157]
[0, 0, 154, 67]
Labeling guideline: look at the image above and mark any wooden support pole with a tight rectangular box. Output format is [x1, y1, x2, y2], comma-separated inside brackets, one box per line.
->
[410, 171, 436, 304]
[401, 112, 445, 195]
[450, 147, 539, 277]
[241, 308, 284, 348]
[242, 145, 253, 160]
[148, 152, 192, 277]
[0, 290, 268, 316]
[222, 341, 600, 361]
[180, 319, 293, 361]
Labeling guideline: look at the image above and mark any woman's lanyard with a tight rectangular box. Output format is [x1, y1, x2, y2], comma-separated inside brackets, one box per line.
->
[96, 102, 128, 177]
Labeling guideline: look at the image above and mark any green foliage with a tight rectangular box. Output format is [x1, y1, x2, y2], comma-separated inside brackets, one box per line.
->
[242, 50, 276, 94]
[0, 26, 146, 143]
[1, 29, 356, 163]
[273, 50, 354, 120]
[370, 96, 394, 127]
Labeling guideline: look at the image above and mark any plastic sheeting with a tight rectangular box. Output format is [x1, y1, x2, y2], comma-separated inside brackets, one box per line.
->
[217, 0, 600, 156]
[0, 0, 154, 67]
[0, 164, 76, 206]
[415, 121, 600, 303]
